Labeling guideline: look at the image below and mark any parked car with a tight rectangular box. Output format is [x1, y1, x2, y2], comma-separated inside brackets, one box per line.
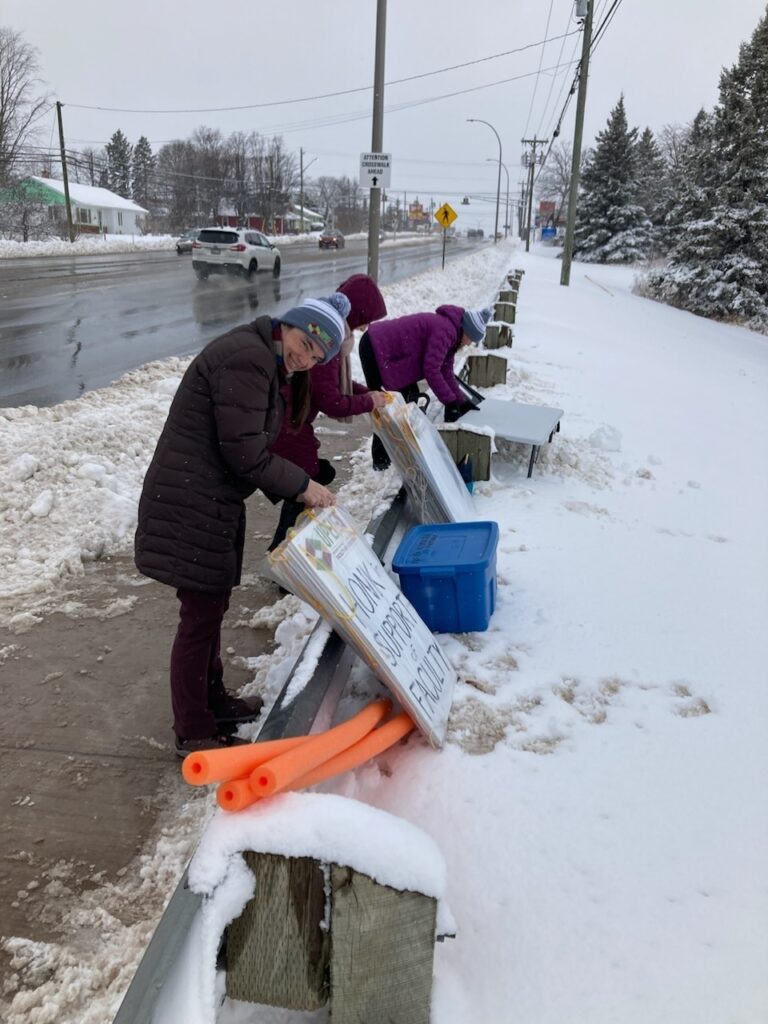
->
[175, 228, 200, 255]
[192, 227, 281, 280]
[318, 228, 345, 250]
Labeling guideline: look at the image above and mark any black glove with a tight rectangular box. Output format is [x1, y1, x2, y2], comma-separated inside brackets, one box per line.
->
[445, 400, 478, 422]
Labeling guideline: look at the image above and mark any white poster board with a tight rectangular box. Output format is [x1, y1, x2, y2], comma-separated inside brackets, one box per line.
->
[371, 394, 476, 524]
[269, 506, 456, 748]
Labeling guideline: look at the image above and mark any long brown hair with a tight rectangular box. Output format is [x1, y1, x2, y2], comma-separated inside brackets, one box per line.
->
[288, 372, 312, 429]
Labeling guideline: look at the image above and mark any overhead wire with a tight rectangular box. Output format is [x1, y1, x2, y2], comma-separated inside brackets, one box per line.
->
[62, 32, 578, 115]
[533, 0, 619, 185]
[534, 6, 578, 140]
[521, 0, 556, 141]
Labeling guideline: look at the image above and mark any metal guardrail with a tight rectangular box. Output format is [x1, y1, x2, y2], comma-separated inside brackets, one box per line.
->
[112, 489, 408, 1024]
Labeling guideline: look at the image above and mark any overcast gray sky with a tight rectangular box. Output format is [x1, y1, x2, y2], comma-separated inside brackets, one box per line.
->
[6, 0, 766, 231]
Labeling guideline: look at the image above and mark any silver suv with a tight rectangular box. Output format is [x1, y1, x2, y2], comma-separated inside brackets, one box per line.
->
[192, 227, 282, 280]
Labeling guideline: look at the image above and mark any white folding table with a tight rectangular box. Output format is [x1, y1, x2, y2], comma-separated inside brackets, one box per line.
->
[457, 397, 564, 477]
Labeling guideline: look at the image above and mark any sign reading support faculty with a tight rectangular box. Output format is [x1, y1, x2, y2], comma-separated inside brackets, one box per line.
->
[359, 152, 392, 189]
[269, 506, 456, 747]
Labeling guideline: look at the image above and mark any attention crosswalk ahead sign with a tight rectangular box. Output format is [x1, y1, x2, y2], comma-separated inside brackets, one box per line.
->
[360, 152, 392, 189]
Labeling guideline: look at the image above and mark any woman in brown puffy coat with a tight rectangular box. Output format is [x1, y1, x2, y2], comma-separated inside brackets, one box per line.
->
[135, 294, 349, 755]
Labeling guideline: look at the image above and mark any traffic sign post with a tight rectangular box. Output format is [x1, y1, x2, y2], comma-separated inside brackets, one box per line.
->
[434, 202, 458, 269]
[360, 152, 392, 189]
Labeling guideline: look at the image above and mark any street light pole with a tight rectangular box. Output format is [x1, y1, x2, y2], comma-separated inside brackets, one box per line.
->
[487, 157, 510, 238]
[468, 118, 502, 243]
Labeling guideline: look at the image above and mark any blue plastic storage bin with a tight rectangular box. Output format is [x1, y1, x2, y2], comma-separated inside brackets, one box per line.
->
[392, 521, 499, 633]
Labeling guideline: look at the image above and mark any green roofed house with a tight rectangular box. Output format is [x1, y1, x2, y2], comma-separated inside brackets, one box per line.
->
[10, 176, 148, 235]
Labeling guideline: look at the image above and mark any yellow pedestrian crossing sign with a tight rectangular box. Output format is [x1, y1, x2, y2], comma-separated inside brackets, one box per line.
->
[435, 202, 457, 229]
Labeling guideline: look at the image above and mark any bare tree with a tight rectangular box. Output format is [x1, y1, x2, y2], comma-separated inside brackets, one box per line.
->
[309, 175, 344, 225]
[192, 126, 231, 223]
[156, 139, 199, 230]
[656, 122, 688, 174]
[536, 140, 581, 225]
[0, 27, 50, 184]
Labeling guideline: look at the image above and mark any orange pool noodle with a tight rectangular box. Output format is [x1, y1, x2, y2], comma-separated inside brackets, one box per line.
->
[216, 776, 261, 813]
[289, 712, 416, 791]
[182, 734, 308, 786]
[250, 699, 391, 797]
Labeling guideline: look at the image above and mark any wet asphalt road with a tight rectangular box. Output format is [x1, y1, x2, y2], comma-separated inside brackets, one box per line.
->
[0, 237, 480, 408]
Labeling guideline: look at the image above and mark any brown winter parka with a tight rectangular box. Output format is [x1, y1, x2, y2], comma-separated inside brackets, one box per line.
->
[134, 316, 310, 592]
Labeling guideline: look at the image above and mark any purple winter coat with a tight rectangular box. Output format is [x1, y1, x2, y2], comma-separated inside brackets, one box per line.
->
[269, 352, 374, 477]
[365, 304, 466, 406]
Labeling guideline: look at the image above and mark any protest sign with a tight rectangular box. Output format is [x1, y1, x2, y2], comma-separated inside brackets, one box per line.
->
[371, 395, 476, 523]
[269, 506, 456, 747]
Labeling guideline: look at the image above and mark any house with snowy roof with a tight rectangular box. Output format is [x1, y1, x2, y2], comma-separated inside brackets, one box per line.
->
[8, 176, 148, 235]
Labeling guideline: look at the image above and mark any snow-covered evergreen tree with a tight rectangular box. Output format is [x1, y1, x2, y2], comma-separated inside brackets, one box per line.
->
[573, 95, 652, 263]
[646, 12, 768, 329]
[635, 127, 668, 254]
[131, 135, 154, 209]
[105, 129, 132, 198]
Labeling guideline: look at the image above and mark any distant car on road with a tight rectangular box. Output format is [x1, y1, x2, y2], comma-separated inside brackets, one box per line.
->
[318, 228, 345, 250]
[175, 228, 200, 255]
[192, 227, 281, 280]
[467, 228, 485, 239]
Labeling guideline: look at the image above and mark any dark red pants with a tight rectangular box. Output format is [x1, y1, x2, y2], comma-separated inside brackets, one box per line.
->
[170, 588, 231, 739]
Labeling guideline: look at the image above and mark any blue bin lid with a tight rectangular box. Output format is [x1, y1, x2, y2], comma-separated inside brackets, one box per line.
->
[392, 521, 499, 576]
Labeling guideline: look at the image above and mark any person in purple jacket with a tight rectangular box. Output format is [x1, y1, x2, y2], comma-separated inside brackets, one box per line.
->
[267, 274, 389, 550]
[358, 304, 493, 470]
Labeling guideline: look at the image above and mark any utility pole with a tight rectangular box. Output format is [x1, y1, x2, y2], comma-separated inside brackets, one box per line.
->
[367, 0, 387, 282]
[521, 137, 547, 252]
[299, 148, 304, 233]
[560, 0, 594, 287]
[56, 101, 75, 243]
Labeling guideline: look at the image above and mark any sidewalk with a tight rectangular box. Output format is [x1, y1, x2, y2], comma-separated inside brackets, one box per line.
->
[0, 416, 372, 986]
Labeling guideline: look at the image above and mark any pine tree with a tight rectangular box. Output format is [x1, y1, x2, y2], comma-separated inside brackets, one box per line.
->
[635, 127, 668, 254]
[573, 95, 652, 263]
[105, 129, 132, 198]
[131, 135, 154, 209]
[646, 12, 768, 328]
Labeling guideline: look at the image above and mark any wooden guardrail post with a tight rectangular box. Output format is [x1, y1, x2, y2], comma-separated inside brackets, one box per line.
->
[438, 427, 492, 481]
[464, 353, 508, 388]
[225, 851, 438, 1023]
[226, 853, 328, 1008]
[483, 323, 513, 349]
[494, 300, 516, 324]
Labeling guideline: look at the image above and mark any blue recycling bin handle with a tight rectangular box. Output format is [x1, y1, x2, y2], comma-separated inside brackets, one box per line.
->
[420, 565, 456, 577]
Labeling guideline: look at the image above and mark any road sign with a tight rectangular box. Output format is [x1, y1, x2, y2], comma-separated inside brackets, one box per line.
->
[434, 202, 457, 229]
[360, 152, 392, 189]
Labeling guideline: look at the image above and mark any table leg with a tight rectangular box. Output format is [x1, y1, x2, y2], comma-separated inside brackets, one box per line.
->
[527, 445, 538, 478]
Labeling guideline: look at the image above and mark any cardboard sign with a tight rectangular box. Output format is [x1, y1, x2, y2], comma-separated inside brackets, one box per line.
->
[269, 506, 456, 747]
[371, 394, 476, 524]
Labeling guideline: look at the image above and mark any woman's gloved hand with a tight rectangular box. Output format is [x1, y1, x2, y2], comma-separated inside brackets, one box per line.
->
[444, 400, 479, 423]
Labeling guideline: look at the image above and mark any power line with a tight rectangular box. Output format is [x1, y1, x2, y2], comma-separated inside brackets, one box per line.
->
[54, 57, 579, 149]
[521, 0, 556, 141]
[63, 32, 578, 115]
[533, 0, 620, 184]
[534, 7, 578, 140]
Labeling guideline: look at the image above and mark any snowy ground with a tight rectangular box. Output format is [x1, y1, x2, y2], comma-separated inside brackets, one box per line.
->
[0, 229, 431, 259]
[1, 241, 766, 1023]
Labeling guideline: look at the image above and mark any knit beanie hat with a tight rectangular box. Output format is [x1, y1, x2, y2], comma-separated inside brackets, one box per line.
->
[280, 293, 352, 364]
[336, 274, 388, 330]
[461, 307, 493, 343]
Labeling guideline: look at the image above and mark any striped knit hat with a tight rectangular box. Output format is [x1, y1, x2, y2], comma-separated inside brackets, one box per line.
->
[461, 307, 493, 343]
[280, 293, 352, 364]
